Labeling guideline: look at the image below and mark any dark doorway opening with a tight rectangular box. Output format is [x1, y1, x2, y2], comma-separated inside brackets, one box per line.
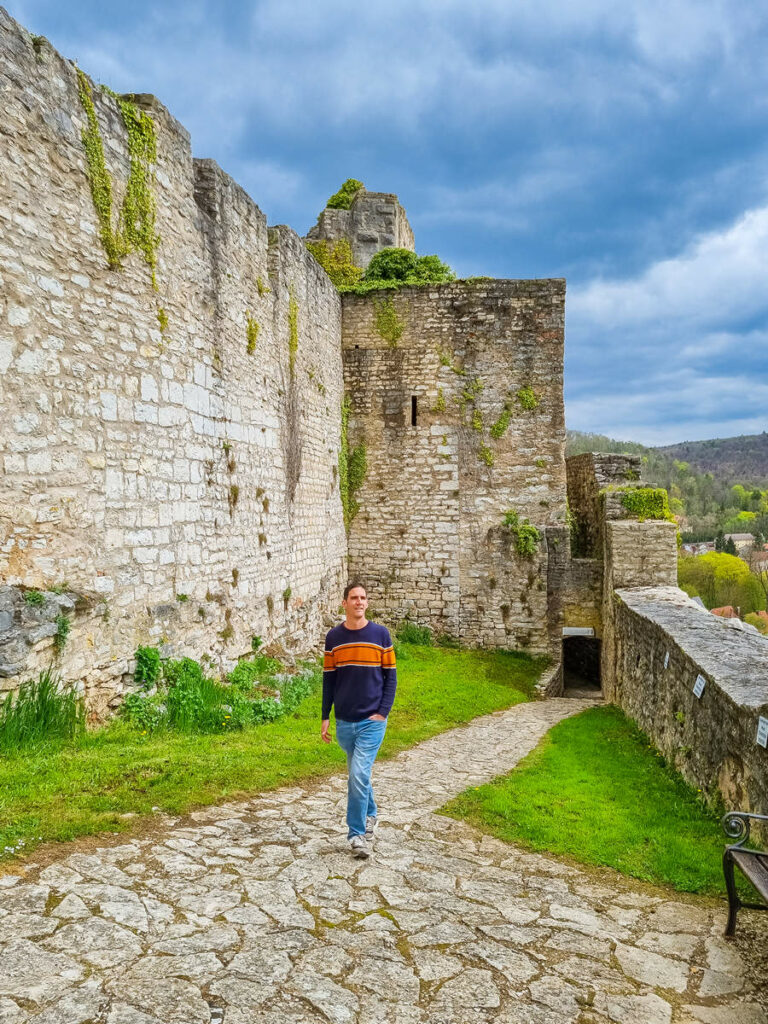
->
[411, 396, 418, 426]
[562, 636, 601, 692]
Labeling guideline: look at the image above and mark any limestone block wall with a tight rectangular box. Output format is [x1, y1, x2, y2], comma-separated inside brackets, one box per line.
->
[341, 280, 567, 651]
[306, 190, 415, 269]
[608, 587, 768, 817]
[0, 11, 346, 711]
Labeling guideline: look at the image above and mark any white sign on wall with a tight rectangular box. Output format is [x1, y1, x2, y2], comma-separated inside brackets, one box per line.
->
[663, 651, 669, 669]
[693, 675, 706, 699]
[757, 717, 768, 749]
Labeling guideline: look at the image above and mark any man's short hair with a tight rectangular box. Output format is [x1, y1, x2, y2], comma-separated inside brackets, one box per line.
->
[343, 580, 367, 600]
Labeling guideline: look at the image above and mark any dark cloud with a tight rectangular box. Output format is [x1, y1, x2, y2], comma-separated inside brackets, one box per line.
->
[7, 0, 768, 443]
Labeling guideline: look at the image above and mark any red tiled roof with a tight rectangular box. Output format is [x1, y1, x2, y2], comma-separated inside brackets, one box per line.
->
[711, 606, 738, 618]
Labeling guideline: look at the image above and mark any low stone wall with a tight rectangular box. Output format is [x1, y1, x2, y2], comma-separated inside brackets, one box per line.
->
[608, 586, 768, 816]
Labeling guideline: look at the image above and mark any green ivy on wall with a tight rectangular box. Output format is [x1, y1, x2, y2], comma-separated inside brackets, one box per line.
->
[339, 397, 367, 530]
[76, 70, 159, 271]
[246, 311, 259, 354]
[502, 510, 542, 556]
[288, 290, 299, 375]
[373, 297, 404, 347]
[490, 402, 512, 439]
[305, 238, 364, 289]
[515, 385, 539, 411]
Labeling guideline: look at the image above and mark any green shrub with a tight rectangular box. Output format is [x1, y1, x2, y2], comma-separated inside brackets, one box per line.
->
[121, 691, 166, 733]
[745, 613, 768, 635]
[326, 178, 364, 209]
[134, 645, 161, 689]
[436, 633, 461, 648]
[362, 247, 455, 288]
[0, 671, 85, 751]
[615, 486, 675, 522]
[23, 590, 45, 607]
[397, 620, 433, 645]
[228, 654, 282, 692]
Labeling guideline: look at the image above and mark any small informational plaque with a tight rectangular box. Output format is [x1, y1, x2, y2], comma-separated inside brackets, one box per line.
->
[757, 717, 768, 749]
[693, 674, 706, 699]
[663, 651, 669, 669]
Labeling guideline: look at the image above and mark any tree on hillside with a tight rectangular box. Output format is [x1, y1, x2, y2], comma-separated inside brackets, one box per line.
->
[724, 536, 737, 556]
[748, 546, 768, 607]
[678, 552, 766, 614]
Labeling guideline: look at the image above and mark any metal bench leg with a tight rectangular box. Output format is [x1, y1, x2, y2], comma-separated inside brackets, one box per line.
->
[723, 851, 740, 937]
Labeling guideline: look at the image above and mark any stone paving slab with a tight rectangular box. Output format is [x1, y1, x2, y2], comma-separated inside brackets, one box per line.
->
[1, 697, 766, 1023]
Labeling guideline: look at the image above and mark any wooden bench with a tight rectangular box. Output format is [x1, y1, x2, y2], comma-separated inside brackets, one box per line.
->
[722, 811, 768, 936]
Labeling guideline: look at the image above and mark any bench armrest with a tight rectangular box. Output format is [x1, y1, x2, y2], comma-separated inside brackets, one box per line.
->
[722, 811, 768, 847]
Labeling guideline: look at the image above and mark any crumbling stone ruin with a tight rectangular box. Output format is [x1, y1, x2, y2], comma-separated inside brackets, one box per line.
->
[0, 9, 765, 818]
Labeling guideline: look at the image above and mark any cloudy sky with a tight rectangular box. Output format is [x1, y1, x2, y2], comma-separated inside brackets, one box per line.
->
[7, 0, 768, 445]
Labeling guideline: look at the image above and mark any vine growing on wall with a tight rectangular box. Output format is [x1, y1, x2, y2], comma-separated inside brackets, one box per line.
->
[288, 290, 299, 375]
[373, 297, 405, 347]
[76, 70, 159, 272]
[339, 396, 367, 531]
[246, 311, 260, 354]
[305, 238, 363, 289]
[490, 401, 512, 439]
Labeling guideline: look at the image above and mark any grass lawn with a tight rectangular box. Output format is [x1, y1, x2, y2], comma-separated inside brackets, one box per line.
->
[441, 704, 730, 896]
[0, 644, 544, 860]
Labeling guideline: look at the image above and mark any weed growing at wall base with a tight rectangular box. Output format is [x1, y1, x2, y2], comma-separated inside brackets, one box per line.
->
[0, 671, 85, 752]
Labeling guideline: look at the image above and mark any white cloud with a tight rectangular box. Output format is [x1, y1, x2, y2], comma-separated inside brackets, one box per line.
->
[570, 203, 768, 329]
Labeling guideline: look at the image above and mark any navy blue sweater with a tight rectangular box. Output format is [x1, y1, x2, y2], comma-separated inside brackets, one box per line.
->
[322, 621, 397, 721]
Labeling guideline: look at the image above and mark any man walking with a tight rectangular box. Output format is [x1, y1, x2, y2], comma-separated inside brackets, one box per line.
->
[321, 581, 397, 859]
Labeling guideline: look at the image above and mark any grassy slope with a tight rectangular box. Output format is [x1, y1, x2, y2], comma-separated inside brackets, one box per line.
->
[0, 645, 544, 858]
[441, 705, 728, 895]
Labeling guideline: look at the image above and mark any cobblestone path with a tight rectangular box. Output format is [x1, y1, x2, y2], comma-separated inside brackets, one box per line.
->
[1, 697, 766, 1024]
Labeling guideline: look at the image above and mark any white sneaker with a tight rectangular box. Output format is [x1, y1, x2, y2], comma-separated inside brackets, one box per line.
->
[349, 835, 370, 859]
[365, 815, 378, 841]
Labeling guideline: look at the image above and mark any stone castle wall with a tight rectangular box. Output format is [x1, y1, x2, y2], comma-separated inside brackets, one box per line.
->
[306, 190, 415, 269]
[0, 11, 346, 711]
[341, 280, 567, 651]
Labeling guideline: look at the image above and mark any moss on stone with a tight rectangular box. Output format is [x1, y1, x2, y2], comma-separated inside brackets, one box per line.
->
[246, 311, 259, 354]
[288, 291, 299, 375]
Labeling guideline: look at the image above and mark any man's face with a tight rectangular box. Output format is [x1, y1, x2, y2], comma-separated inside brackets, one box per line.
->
[343, 587, 368, 616]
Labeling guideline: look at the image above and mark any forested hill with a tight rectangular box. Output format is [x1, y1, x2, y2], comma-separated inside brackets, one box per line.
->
[566, 431, 768, 486]
[655, 434, 768, 485]
[565, 430, 768, 542]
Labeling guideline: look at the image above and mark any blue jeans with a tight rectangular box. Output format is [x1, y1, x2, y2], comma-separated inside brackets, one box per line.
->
[335, 718, 387, 839]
